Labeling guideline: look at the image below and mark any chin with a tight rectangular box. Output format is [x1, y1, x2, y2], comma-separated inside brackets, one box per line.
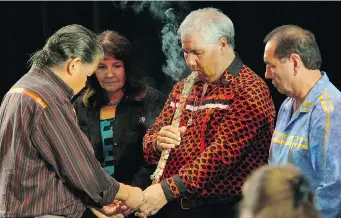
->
[73, 89, 81, 96]
[278, 89, 290, 97]
[276, 87, 284, 94]
[198, 75, 211, 83]
[105, 87, 121, 93]
[277, 89, 285, 94]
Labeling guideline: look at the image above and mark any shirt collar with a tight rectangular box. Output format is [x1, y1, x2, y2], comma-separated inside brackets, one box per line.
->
[300, 72, 329, 111]
[40, 66, 74, 100]
[285, 72, 329, 113]
[220, 53, 243, 86]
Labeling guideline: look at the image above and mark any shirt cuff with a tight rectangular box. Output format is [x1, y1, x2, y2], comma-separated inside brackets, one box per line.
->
[160, 174, 186, 202]
[100, 177, 120, 206]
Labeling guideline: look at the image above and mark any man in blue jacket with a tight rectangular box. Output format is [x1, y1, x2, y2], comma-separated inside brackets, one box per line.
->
[264, 24, 341, 218]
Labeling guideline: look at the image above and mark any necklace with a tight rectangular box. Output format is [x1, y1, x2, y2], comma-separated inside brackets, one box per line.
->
[187, 83, 209, 126]
[107, 97, 122, 106]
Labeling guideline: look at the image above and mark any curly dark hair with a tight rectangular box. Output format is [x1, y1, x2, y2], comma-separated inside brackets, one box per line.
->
[82, 30, 146, 108]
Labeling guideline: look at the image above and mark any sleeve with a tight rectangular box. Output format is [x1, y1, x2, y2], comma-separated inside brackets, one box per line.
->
[309, 99, 341, 218]
[143, 86, 167, 128]
[143, 83, 181, 164]
[31, 102, 120, 207]
[160, 82, 275, 201]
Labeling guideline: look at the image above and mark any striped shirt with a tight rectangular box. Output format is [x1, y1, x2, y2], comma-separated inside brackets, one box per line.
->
[0, 66, 120, 217]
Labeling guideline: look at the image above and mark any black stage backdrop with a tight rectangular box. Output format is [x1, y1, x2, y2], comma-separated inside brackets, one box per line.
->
[1, 1, 340, 112]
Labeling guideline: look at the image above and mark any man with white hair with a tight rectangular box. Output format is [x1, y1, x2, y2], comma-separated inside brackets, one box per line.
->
[137, 7, 276, 218]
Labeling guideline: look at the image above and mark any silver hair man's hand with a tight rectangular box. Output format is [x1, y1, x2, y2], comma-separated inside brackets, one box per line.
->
[134, 184, 168, 217]
[156, 125, 187, 151]
[121, 185, 146, 211]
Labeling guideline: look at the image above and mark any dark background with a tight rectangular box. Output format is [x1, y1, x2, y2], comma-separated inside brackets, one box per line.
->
[1, 1, 340, 112]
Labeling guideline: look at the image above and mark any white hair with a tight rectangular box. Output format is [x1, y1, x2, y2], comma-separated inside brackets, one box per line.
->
[178, 7, 235, 49]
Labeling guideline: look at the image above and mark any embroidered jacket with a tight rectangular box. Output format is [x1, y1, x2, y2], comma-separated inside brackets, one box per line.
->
[143, 55, 276, 201]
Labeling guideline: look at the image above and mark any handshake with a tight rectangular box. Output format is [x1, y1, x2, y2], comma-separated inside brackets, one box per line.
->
[94, 183, 168, 218]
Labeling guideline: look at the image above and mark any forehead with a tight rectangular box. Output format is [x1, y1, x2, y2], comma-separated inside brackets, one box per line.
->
[264, 40, 277, 61]
[101, 55, 122, 63]
[181, 34, 211, 50]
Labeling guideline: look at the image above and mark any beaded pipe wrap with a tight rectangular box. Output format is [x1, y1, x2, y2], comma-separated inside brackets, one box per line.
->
[151, 71, 198, 184]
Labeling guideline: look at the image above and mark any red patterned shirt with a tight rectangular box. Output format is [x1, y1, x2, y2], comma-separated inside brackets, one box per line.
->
[143, 55, 276, 201]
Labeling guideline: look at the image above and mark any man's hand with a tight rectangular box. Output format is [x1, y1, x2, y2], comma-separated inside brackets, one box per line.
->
[94, 200, 127, 217]
[91, 208, 124, 218]
[116, 184, 145, 211]
[135, 184, 168, 217]
[92, 200, 132, 218]
[156, 126, 186, 151]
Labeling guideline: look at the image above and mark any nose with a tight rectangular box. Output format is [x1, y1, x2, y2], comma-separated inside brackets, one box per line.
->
[264, 67, 273, 79]
[105, 67, 115, 78]
[185, 53, 197, 70]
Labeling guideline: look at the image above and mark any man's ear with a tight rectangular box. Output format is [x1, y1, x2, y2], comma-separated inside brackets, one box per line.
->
[66, 58, 82, 76]
[218, 37, 228, 55]
[289, 54, 301, 74]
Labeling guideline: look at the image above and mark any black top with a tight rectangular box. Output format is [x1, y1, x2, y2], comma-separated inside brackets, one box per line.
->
[73, 86, 166, 189]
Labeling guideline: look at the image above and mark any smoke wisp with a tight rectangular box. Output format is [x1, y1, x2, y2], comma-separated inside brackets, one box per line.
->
[114, 1, 190, 81]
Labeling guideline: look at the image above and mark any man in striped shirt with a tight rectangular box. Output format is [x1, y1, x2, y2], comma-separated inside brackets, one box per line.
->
[264, 25, 341, 218]
[0, 24, 144, 218]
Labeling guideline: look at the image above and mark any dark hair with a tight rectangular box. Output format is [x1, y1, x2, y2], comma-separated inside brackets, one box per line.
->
[263, 25, 322, 70]
[28, 24, 103, 68]
[83, 30, 146, 108]
[240, 165, 320, 218]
